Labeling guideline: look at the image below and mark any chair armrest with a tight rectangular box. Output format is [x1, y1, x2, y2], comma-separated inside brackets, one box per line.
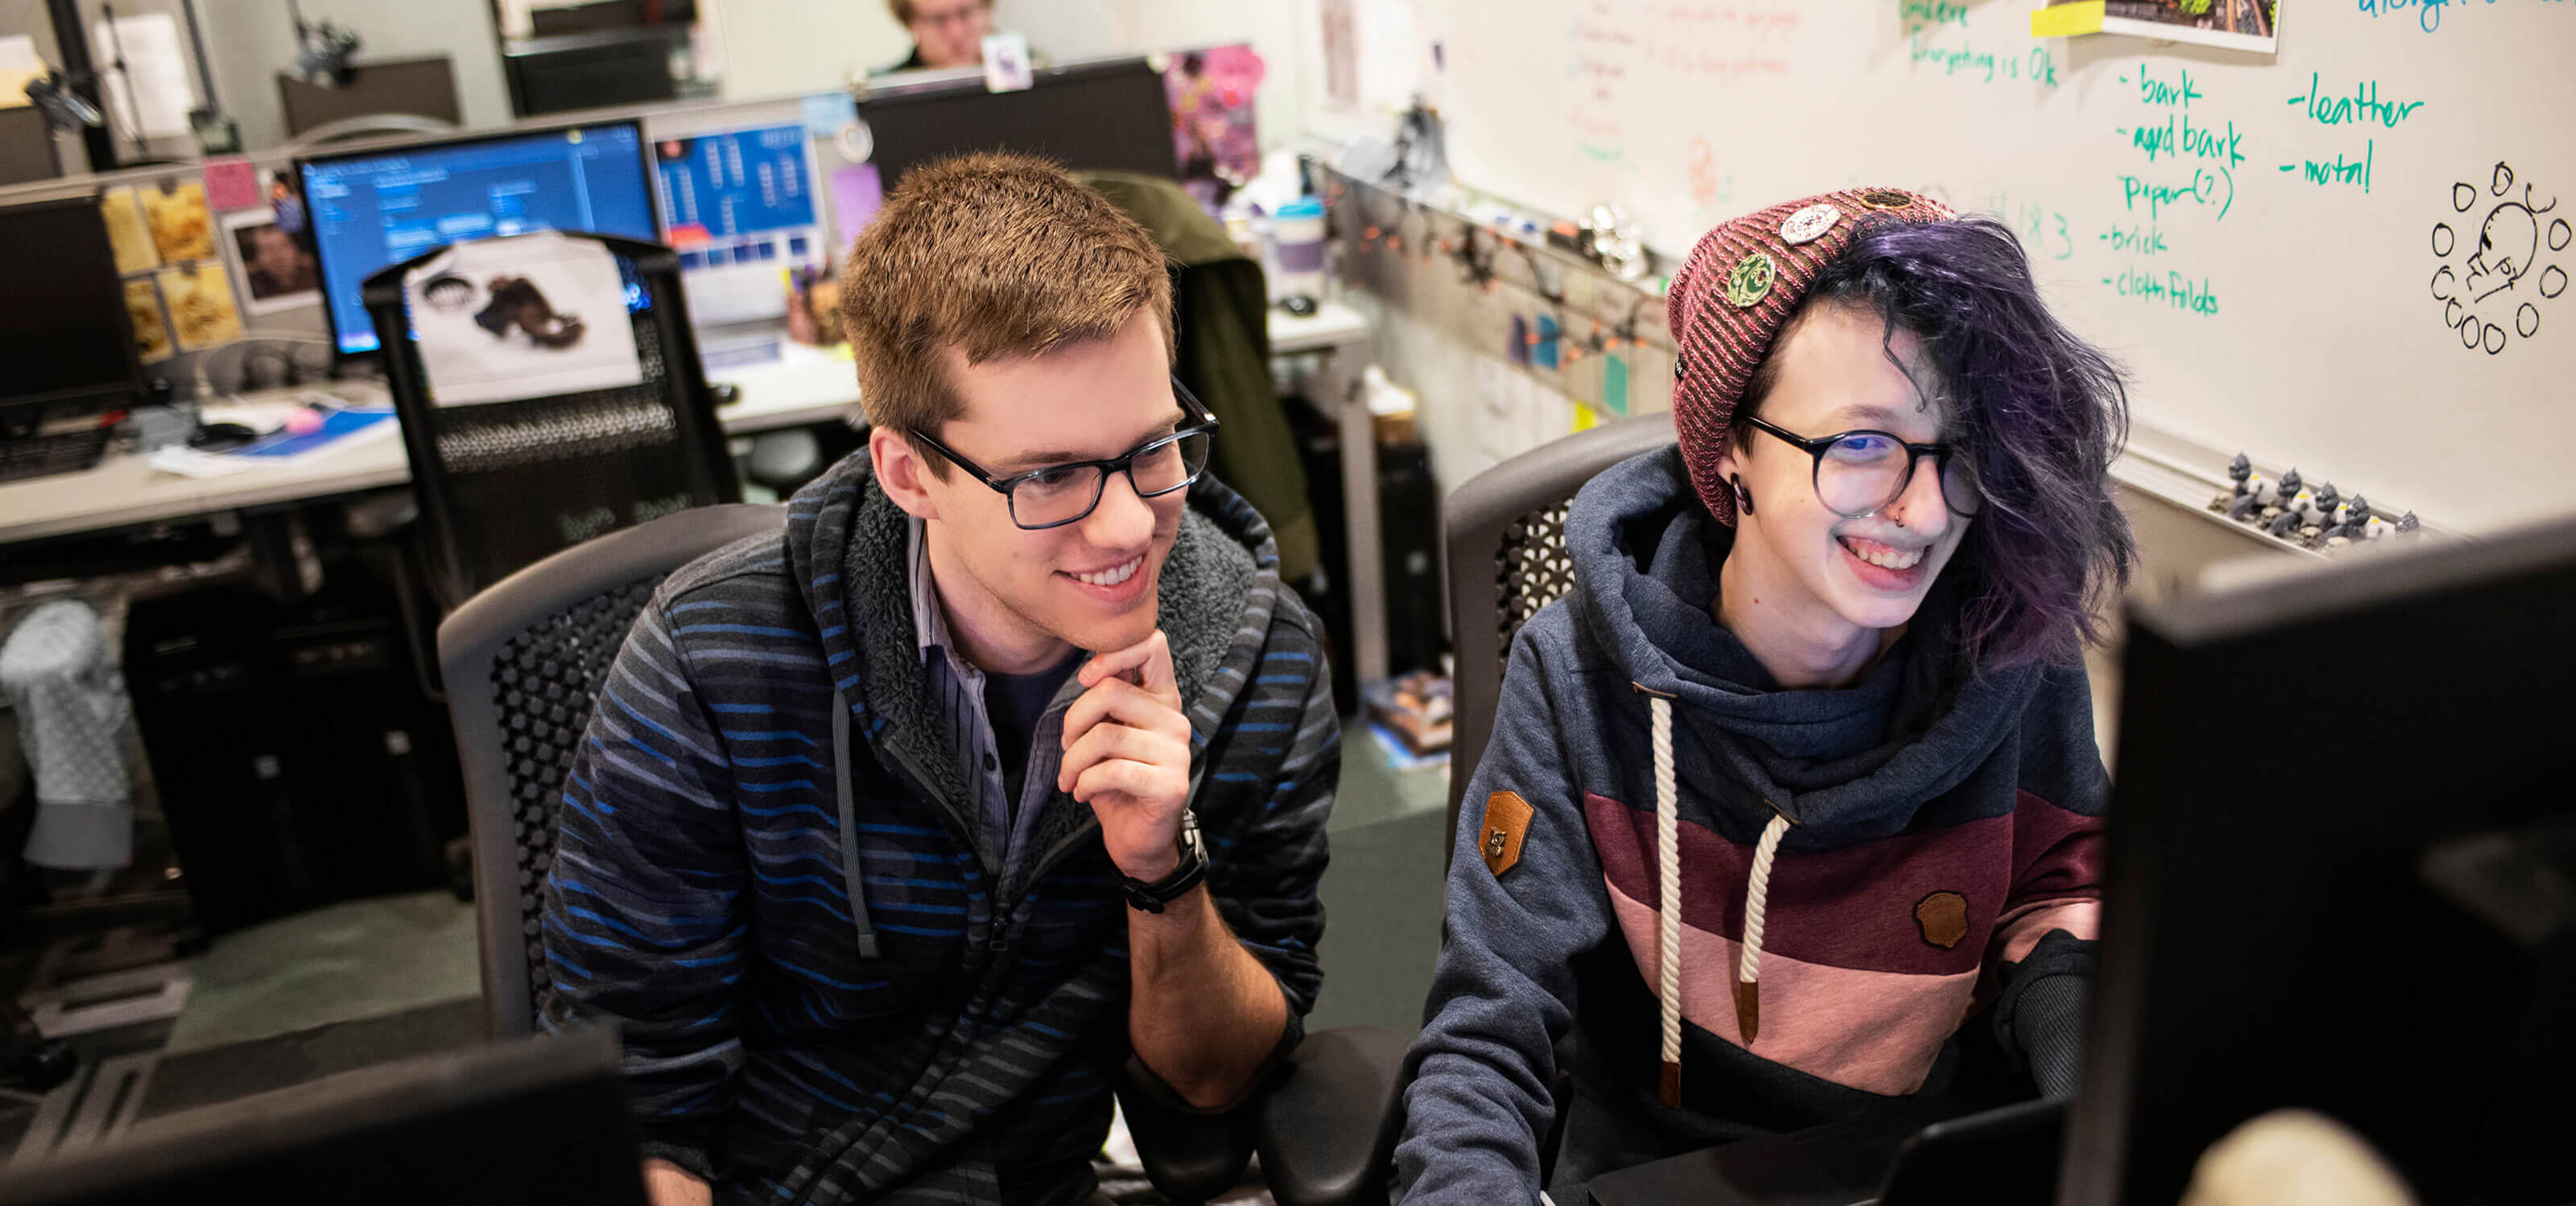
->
[1256, 1025, 1410, 1206]
[1117, 1055, 1261, 1204]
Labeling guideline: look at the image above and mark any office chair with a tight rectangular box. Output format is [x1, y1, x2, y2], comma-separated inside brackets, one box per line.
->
[438, 506, 1404, 1206]
[361, 233, 739, 611]
[1443, 413, 1678, 858]
[1376, 413, 1680, 1192]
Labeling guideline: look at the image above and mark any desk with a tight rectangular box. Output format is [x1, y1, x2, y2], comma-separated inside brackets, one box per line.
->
[0, 344, 860, 547]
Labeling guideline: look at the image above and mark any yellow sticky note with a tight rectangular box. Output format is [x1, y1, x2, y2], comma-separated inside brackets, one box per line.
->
[1571, 403, 1600, 433]
[2029, 2, 2105, 37]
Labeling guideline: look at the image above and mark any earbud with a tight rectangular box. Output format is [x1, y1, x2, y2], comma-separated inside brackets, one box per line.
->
[1731, 474, 1754, 516]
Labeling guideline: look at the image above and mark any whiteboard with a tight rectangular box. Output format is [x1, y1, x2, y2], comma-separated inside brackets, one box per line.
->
[1393, 0, 2573, 534]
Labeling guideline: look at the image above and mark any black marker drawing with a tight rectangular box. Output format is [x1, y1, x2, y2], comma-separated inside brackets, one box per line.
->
[2429, 161, 2562, 355]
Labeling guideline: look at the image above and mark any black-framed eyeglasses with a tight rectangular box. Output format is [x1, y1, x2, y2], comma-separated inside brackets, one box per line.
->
[1743, 415, 1982, 518]
[910, 378, 1220, 531]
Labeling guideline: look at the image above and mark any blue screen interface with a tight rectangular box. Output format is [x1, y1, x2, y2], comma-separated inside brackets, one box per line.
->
[653, 123, 817, 245]
[302, 123, 657, 354]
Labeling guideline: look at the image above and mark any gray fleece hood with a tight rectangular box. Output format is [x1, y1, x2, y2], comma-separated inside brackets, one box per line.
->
[1563, 446, 2042, 847]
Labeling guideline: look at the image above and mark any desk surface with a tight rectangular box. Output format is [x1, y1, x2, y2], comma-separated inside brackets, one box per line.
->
[0, 304, 1373, 547]
[0, 344, 861, 546]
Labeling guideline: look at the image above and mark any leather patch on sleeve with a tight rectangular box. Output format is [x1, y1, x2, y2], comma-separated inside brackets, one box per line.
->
[1915, 890, 1970, 950]
[1480, 791, 1534, 878]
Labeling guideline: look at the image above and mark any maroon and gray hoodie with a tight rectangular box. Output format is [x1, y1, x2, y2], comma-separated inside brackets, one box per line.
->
[1395, 447, 2103, 1202]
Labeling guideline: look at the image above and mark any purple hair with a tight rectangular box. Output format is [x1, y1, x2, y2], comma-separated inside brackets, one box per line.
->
[1739, 215, 2135, 667]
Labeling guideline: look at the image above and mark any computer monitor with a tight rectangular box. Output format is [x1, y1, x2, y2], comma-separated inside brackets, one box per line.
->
[858, 55, 1177, 192]
[2064, 527, 2576, 1206]
[646, 103, 824, 331]
[0, 1028, 649, 1205]
[299, 121, 658, 357]
[0, 196, 142, 420]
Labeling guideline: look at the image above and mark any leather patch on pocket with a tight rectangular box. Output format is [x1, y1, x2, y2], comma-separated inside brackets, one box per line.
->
[1915, 890, 1970, 950]
[1481, 791, 1534, 878]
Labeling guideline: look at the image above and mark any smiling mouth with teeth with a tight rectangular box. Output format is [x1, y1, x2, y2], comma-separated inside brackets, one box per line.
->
[1839, 535, 1926, 572]
[1070, 556, 1145, 587]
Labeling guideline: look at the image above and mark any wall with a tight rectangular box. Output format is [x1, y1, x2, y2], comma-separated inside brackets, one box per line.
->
[193, 0, 511, 151]
[1330, 0, 2574, 539]
[3, 0, 204, 171]
[701, 0, 908, 101]
[0, 0, 514, 156]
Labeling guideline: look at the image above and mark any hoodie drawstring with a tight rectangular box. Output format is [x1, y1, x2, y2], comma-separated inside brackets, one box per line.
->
[1737, 809, 1790, 1047]
[1645, 692, 1794, 1109]
[832, 691, 882, 960]
[1648, 694, 1682, 1108]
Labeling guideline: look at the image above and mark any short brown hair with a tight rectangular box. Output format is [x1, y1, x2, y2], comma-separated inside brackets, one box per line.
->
[837, 151, 1174, 473]
[885, 0, 993, 27]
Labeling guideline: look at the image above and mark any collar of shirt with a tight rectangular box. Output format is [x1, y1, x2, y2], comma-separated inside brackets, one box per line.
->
[909, 515, 986, 692]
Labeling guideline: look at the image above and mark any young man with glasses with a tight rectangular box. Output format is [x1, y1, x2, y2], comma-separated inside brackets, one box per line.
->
[1397, 189, 2136, 1204]
[544, 153, 1336, 1206]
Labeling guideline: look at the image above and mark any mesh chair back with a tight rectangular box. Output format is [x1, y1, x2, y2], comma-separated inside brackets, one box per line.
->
[362, 233, 740, 608]
[440, 504, 786, 1037]
[1442, 414, 1677, 860]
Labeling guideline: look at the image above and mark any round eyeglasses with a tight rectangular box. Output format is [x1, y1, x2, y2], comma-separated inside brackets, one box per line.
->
[1742, 415, 1982, 518]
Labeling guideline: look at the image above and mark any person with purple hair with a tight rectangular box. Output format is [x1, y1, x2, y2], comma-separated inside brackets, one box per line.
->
[1395, 188, 2134, 1204]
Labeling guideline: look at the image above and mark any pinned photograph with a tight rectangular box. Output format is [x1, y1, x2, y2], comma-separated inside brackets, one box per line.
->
[99, 187, 158, 275]
[403, 231, 643, 407]
[267, 171, 308, 237]
[157, 261, 242, 350]
[219, 207, 321, 315]
[2037, 0, 2280, 53]
[123, 278, 174, 363]
[142, 180, 216, 263]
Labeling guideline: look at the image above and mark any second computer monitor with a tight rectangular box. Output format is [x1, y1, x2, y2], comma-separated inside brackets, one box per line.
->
[646, 106, 824, 331]
[299, 121, 658, 357]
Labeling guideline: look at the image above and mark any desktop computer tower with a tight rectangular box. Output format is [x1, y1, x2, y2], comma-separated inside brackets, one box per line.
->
[1376, 440, 1448, 678]
[1285, 394, 1357, 714]
[1282, 400, 1451, 703]
[272, 609, 455, 902]
[124, 575, 462, 935]
[124, 587, 321, 935]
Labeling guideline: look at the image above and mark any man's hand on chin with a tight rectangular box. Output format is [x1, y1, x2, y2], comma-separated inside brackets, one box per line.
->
[1059, 630, 1193, 880]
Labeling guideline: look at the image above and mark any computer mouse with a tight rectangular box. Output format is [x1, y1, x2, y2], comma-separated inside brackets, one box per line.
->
[1278, 295, 1320, 318]
[188, 421, 260, 451]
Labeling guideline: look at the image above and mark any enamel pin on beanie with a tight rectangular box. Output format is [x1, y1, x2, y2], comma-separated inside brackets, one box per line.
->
[1665, 187, 1958, 527]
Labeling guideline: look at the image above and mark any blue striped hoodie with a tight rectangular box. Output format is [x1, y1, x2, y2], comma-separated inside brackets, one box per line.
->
[541, 453, 1337, 1205]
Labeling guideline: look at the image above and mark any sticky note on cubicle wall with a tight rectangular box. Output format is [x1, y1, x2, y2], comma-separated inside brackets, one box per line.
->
[202, 158, 259, 212]
[1603, 353, 1629, 416]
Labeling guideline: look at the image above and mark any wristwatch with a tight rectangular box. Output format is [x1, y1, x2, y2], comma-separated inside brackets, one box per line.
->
[1120, 809, 1208, 913]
